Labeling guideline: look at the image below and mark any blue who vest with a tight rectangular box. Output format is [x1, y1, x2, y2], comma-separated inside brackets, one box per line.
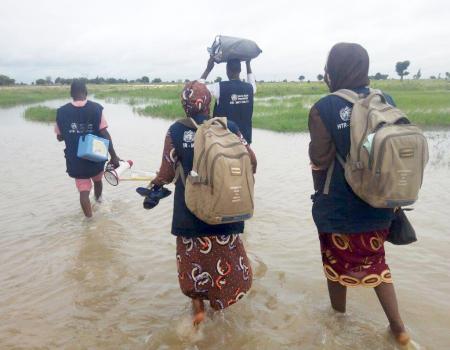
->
[56, 101, 105, 179]
[169, 114, 245, 237]
[312, 87, 394, 233]
[213, 80, 254, 143]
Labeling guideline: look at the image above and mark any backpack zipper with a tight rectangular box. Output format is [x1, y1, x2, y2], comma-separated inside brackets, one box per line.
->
[368, 124, 405, 169]
[358, 109, 405, 164]
[195, 129, 234, 171]
[198, 142, 244, 183]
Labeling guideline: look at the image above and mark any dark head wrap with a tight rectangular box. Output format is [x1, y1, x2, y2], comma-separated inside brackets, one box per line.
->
[181, 81, 211, 118]
[324, 43, 370, 92]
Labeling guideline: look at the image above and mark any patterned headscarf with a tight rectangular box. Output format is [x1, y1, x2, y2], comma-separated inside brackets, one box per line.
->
[181, 81, 211, 118]
[324, 42, 370, 92]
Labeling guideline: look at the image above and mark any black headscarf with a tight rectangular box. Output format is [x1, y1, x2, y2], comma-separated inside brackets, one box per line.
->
[324, 43, 370, 92]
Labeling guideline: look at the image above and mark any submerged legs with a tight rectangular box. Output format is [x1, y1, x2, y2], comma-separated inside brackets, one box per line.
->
[326, 280, 410, 345]
[374, 282, 410, 345]
[94, 180, 103, 201]
[79, 191, 92, 217]
[192, 298, 205, 326]
[327, 279, 347, 313]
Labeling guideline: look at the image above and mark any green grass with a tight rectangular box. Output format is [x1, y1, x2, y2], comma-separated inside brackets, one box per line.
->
[137, 101, 184, 120]
[92, 84, 182, 101]
[135, 80, 450, 131]
[4, 80, 450, 131]
[0, 86, 67, 107]
[23, 106, 57, 123]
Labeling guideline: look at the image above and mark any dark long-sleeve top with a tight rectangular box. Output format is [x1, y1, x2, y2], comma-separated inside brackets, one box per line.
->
[308, 106, 336, 192]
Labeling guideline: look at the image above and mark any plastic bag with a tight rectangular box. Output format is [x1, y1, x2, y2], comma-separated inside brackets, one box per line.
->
[208, 35, 262, 63]
[387, 208, 417, 245]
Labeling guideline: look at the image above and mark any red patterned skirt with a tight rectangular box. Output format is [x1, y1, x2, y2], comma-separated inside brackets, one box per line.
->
[176, 234, 252, 310]
[319, 229, 393, 287]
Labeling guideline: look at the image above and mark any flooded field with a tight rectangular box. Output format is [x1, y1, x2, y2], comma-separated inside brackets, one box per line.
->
[0, 100, 449, 349]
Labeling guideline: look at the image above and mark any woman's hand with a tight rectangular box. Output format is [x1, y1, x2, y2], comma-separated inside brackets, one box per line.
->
[108, 155, 121, 169]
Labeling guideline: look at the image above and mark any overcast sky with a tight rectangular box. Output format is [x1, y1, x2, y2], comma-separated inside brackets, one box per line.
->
[1, 0, 449, 83]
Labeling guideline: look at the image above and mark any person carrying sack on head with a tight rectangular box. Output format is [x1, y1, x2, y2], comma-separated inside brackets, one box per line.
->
[55, 80, 120, 217]
[308, 43, 422, 346]
[150, 81, 257, 326]
[199, 57, 256, 144]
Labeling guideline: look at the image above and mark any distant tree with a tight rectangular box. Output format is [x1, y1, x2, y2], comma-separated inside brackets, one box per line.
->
[214, 76, 222, 82]
[370, 72, 389, 80]
[430, 75, 437, 80]
[45, 76, 53, 85]
[54, 77, 68, 85]
[395, 61, 410, 81]
[282, 79, 288, 82]
[413, 69, 422, 80]
[184, 79, 190, 83]
[152, 78, 162, 84]
[298, 75, 305, 81]
[141, 76, 150, 83]
[0, 74, 15, 86]
[446, 72, 450, 80]
[35, 78, 46, 85]
[317, 74, 324, 81]
[438, 73, 442, 80]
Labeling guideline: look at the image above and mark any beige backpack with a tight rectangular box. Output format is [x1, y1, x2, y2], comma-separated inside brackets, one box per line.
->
[178, 117, 254, 225]
[324, 89, 429, 208]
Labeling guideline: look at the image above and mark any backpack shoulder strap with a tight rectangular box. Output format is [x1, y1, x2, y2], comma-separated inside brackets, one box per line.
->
[322, 153, 347, 195]
[331, 89, 362, 104]
[362, 89, 388, 108]
[173, 162, 186, 187]
[205, 116, 228, 129]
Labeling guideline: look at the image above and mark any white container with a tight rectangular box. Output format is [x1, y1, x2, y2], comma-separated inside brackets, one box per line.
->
[104, 160, 133, 186]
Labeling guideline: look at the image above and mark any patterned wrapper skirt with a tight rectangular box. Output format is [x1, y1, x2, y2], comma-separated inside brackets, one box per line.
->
[319, 229, 393, 287]
[176, 234, 252, 310]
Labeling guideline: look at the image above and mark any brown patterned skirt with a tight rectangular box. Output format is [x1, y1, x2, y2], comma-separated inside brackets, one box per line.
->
[176, 234, 252, 310]
[319, 229, 393, 287]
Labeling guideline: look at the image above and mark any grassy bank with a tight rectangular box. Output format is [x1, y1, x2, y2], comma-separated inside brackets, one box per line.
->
[0, 86, 67, 107]
[4, 80, 449, 131]
[135, 80, 450, 131]
[23, 106, 56, 122]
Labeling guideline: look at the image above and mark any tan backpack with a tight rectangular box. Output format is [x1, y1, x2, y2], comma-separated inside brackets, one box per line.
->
[177, 117, 254, 225]
[324, 89, 429, 208]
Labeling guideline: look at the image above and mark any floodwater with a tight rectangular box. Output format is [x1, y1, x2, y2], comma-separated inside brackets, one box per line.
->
[0, 100, 449, 350]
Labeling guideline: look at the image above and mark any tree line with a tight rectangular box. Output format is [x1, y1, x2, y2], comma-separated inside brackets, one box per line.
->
[297, 61, 450, 82]
[1, 66, 450, 86]
[36, 76, 160, 85]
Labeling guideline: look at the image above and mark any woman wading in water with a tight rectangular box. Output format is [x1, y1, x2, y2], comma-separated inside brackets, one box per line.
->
[308, 43, 410, 345]
[150, 81, 256, 325]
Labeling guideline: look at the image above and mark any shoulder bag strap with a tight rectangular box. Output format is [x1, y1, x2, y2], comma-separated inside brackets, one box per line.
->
[331, 89, 361, 104]
[322, 153, 347, 195]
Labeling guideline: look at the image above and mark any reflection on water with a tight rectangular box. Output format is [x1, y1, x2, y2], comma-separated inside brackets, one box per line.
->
[0, 100, 449, 349]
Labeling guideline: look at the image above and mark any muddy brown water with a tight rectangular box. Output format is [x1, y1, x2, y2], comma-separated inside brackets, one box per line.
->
[0, 100, 449, 349]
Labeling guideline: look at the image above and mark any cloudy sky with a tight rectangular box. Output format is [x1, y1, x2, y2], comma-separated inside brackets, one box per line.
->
[1, 0, 449, 83]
